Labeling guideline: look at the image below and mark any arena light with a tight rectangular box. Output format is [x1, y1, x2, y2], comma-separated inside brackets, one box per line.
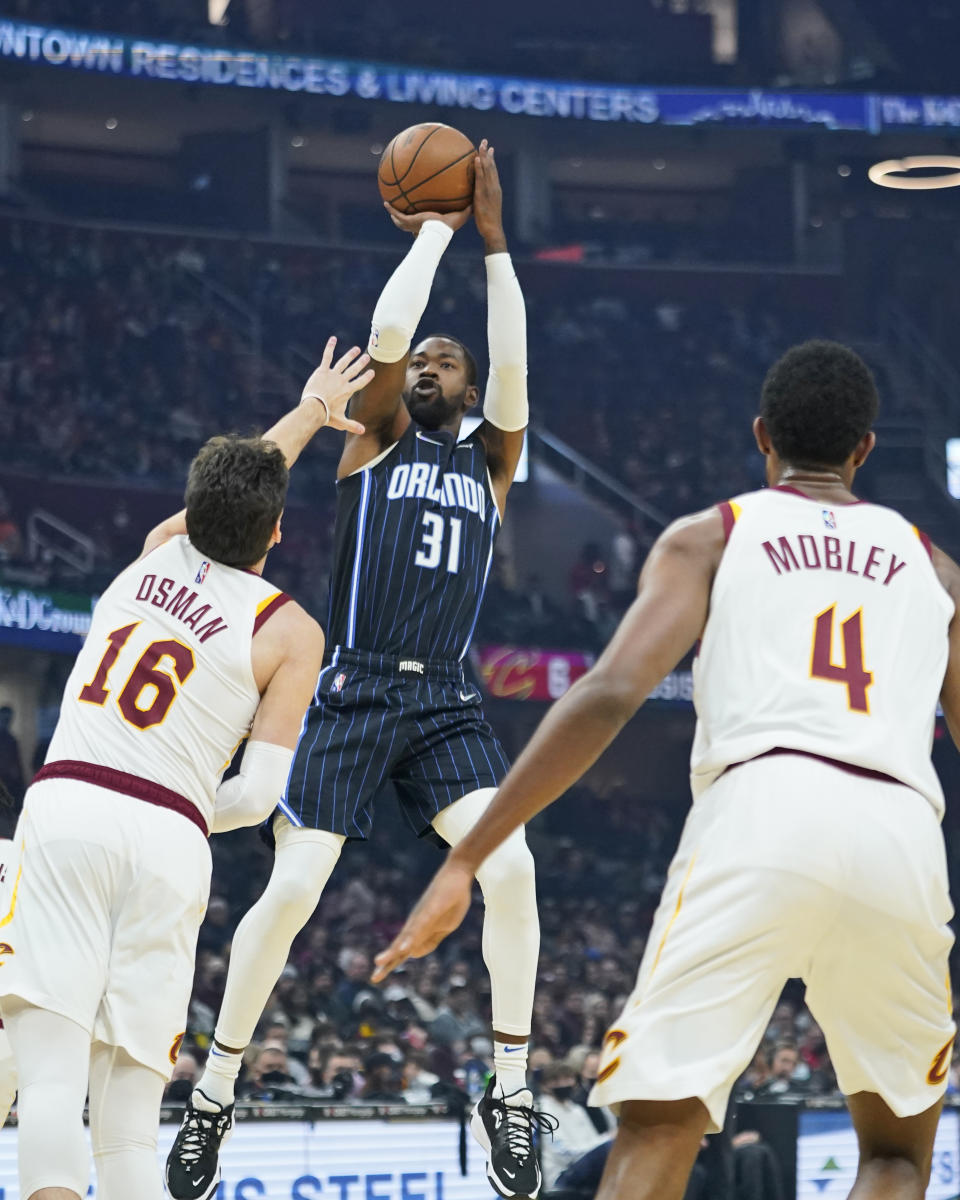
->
[208, 0, 231, 25]
[868, 155, 960, 190]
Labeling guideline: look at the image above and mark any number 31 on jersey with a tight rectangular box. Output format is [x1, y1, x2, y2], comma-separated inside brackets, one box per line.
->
[415, 513, 463, 574]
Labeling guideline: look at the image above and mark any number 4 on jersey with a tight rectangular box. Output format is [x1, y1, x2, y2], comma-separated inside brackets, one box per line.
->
[810, 605, 873, 714]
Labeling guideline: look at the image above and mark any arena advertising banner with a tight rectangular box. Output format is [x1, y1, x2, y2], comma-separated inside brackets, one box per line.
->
[3, 17, 960, 133]
[875, 94, 960, 131]
[797, 1108, 960, 1198]
[0, 584, 93, 652]
[474, 645, 595, 701]
[473, 644, 693, 704]
[0, 1116, 495, 1199]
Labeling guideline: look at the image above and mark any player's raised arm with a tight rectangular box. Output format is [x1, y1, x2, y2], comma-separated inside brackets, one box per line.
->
[210, 602, 325, 834]
[934, 545, 960, 751]
[261, 336, 374, 466]
[372, 508, 725, 980]
[472, 141, 528, 517]
[139, 337, 373, 560]
[338, 206, 472, 478]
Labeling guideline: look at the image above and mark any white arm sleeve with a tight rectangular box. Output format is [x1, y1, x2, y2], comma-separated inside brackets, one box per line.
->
[483, 252, 528, 432]
[211, 740, 294, 834]
[368, 221, 454, 363]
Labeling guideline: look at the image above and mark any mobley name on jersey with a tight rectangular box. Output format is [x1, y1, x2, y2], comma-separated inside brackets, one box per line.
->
[760, 528, 909, 585]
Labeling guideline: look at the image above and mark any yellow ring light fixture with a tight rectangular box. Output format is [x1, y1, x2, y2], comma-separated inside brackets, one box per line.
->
[868, 155, 960, 190]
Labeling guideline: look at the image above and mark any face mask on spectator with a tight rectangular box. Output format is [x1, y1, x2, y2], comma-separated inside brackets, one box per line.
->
[552, 1085, 575, 1102]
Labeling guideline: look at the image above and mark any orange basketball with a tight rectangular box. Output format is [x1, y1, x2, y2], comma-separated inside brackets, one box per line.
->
[378, 123, 476, 215]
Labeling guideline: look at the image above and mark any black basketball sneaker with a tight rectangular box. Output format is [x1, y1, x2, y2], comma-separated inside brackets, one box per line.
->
[471, 1076, 558, 1198]
[165, 1090, 234, 1200]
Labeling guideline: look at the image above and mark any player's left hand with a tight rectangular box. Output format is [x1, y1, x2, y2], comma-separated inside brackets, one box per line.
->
[371, 857, 475, 981]
[384, 204, 473, 236]
[301, 337, 375, 435]
[473, 140, 506, 253]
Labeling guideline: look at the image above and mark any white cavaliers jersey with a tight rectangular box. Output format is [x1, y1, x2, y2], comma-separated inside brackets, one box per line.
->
[45, 536, 289, 830]
[691, 487, 953, 815]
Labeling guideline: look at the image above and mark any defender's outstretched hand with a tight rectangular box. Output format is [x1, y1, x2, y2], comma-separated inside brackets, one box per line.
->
[371, 857, 475, 981]
[384, 203, 473, 236]
[473, 140, 507, 253]
[301, 337, 375, 435]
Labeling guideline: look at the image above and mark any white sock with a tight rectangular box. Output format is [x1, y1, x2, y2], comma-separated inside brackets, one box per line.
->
[194, 1043, 243, 1109]
[493, 1039, 529, 1101]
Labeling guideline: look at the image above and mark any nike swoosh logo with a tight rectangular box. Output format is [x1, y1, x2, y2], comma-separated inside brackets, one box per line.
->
[503, 1045, 525, 1053]
[502, 1169, 516, 1179]
[416, 431, 445, 446]
[459, 690, 477, 703]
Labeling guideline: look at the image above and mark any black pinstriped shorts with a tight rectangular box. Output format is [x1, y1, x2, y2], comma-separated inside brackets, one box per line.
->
[276, 646, 509, 841]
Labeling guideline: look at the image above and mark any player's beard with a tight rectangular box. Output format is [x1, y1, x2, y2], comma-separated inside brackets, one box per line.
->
[405, 381, 465, 430]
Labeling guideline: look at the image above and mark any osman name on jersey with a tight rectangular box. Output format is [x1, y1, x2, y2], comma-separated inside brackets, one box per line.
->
[133, 571, 230, 643]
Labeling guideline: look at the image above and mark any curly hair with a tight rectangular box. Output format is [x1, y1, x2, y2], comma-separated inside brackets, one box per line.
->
[185, 435, 288, 568]
[760, 340, 878, 468]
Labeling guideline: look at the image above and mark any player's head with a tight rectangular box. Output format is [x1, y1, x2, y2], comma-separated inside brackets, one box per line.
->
[404, 335, 479, 431]
[769, 1040, 799, 1079]
[185, 435, 288, 568]
[755, 340, 878, 480]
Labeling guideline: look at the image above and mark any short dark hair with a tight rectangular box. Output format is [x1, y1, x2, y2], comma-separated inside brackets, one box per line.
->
[421, 334, 479, 387]
[760, 340, 878, 468]
[185, 435, 288, 568]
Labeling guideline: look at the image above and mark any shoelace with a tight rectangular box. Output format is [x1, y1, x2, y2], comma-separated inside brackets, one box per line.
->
[177, 1108, 230, 1165]
[494, 1099, 559, 1163]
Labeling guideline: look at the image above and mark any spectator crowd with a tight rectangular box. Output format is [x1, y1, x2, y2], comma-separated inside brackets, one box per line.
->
[0, 215, 873, 645]
[171, 776, 960, 1127]
[0, 211, 956, 1188]
[0, 217, 837, 509]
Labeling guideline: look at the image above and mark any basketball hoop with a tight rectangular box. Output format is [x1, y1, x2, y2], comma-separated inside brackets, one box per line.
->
[868, 156, 960, 190]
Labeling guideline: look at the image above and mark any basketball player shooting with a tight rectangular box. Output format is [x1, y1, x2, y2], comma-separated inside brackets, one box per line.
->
[0, 340, 373, 1200]
[376, 341, 960, 1200]
[169, 141, 551, 1200]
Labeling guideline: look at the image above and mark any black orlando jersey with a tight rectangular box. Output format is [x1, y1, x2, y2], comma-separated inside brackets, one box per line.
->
[327, 421, 500, 662]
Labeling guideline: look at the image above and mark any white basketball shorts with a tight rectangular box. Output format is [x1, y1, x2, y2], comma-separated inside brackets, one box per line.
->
[0, 777, 211, 1079]
[591, 752, 955, 1131]
[0, 836, 18, 1123]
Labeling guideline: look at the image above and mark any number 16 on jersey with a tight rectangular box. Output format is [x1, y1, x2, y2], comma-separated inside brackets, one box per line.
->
[79, 623, 195, 729]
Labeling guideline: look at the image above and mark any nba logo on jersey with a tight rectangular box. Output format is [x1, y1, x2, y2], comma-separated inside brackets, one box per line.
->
[821, 510, 837, 530]
[195, 561, 210, 585]
[332, 672, 346, 693]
